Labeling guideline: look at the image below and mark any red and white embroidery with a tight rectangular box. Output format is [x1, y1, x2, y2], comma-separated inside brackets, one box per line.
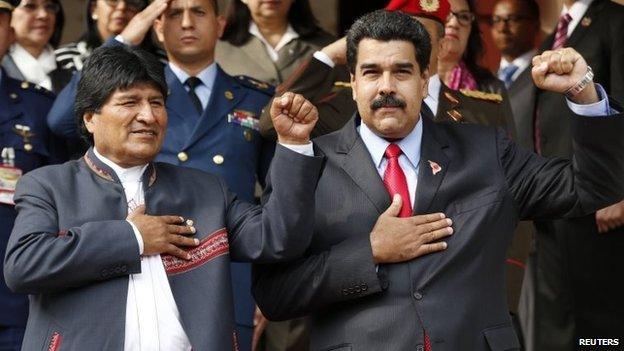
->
[162, 228, 229, 275]
[48, 332, 62, 351]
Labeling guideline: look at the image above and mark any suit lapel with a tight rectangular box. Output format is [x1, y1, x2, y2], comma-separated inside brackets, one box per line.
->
[240, 37, 278, 79]
[185, 66, 246, 148]
[565, 0, 603, 48]
[413, 114, 450, 215]
[337, 116, 391, 214]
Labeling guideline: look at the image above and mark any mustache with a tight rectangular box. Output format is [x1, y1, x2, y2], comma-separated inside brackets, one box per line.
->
[370, 94, 407, 110]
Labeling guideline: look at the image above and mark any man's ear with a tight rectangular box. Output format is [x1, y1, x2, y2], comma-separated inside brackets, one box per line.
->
[216, 15, 226, 39]
[421, 68, 430, 98]
[350, 73, 357, 101]
[83, 112, 96, 134]
[153, 17, 164, 44]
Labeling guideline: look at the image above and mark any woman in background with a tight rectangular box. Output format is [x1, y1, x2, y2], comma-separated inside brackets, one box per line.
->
[1, 0, 70, 93]
[438, 0, 506, 93]
[216, 0, 334, 86]
[54, 0, 164, 72]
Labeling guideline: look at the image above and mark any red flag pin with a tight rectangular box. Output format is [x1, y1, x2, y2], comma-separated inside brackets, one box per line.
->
[428, 160, 442, 175]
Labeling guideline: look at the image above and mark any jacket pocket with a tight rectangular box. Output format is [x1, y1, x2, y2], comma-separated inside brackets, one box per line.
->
[483, 324, 520, 351]
[453, 190, 503, 215]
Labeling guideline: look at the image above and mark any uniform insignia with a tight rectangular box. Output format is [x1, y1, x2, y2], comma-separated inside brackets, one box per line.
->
[177, 151, 189, 162]
[12, 124, 35, 153]
[334, 81, 351, 88]
[224, 90, 234, 100]
[447, 109, 463, 122]
[228, 109, 260, 131]
[20, 81, 29, 89]
[236, 76, 275, 95]
[243, 129, 253, 142]
[428, 160, 442, 175]
[420, 0, 440, 11]
[459, 89, 503, 103]
[581, 16, 591, 27]
[443, 91, 459, 105]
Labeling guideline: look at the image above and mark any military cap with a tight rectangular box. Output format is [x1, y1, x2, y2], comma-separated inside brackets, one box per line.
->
[0, 0, 18, 12]
[385, 0, 451, 25]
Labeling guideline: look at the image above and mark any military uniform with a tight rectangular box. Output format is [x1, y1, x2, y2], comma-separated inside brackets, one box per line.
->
[0, 70, 61, 349]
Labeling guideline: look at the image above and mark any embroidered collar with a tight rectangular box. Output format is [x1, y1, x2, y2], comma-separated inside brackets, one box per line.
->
[83, 147, 157, 187]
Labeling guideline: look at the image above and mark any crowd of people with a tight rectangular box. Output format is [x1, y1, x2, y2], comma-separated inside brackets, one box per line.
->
[1, 0, 622, 350]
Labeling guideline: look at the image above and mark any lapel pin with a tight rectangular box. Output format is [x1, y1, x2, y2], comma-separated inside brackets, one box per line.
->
[428, 160, 442, 175]
[581, 16, 591, 27]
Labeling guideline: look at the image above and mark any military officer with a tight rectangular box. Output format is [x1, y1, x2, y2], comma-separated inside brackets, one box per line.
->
[1, 0, 65, 349]
[46, 0, 274, 349]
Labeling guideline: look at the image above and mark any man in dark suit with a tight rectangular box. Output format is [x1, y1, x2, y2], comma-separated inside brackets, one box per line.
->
[527, 0, 624, 349]
[46, 1, 276, 347]
[4, 43, 322, 350]
[0, 1, 65, 348]
[252, 10, 624, 351]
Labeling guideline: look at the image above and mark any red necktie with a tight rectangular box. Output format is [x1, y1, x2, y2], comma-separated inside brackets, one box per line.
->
[383, 145, 431, 350]
[383, 144, 412, 217]
[552, 13, 572, 49]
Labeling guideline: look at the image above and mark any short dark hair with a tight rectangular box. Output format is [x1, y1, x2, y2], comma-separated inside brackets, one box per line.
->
[47, 0, 64, 48]
[75, 45, 167, 145]
[222, 0, 323, 46]
[346, 10, 431, 75]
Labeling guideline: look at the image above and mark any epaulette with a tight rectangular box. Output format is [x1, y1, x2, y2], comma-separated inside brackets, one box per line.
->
[459, 89, 503, 103]
[333, 81, 352, 89]
[18, 80, 55, 99]
[236, 75, 275, 96]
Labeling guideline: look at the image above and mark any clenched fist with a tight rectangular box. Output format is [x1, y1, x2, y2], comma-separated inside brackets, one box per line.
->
[270, 92, 318, 145]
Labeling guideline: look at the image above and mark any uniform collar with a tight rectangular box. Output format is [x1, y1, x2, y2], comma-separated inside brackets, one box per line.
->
[248, 22, 300, 61]
[84, 147, 156, 186]
[168, 61, 218, 92]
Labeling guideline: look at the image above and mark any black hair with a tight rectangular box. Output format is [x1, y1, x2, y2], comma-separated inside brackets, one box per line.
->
[512, 0, 540, 20]
[346, 9, 431, 74]
[46, 0, 65, 48]
[463, 0, 497, 83]
[221, 0, 323, 46]
[75, 45, 167, 145]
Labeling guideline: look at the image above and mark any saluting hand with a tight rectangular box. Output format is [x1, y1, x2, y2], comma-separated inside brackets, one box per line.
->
[532, 48, 598, 104]
[120, 0, 172, 46]
[127, 205, 199, 260]
[270, 92, 318, 145]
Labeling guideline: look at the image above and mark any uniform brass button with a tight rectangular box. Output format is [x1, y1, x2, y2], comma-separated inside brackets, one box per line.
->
[244, 130, 253, 141]
[21, 81, 29, 89]
[24, 143, 33, 152]
[413, 292, 423, 300]
[177, 152, 189, 162]
[225, 91, 234, 100]
[9, 93, 18, 100]
[213, 154, 224, 165]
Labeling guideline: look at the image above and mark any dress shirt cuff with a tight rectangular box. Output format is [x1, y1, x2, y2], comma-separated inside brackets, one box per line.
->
[279, 141, 314, 156]
[126, 220, 144, 255]
[566, 84, 617, 116]
[114, 35, 125, 44]
[313, 51, 335, 69]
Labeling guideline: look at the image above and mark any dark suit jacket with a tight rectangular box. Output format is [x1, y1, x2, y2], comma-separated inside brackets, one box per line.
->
[507, 66, 537, 150]
[536, 0, 624, 157]
[252, 108, 624, 351]
[3, 145, 323, 350]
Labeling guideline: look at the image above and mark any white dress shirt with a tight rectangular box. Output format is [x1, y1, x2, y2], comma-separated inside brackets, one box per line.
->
[169, 62, 218, 111]
[359, 118, 423, 208]
[563, 0, 593, 36]
[424, 74, 442, 116]
[8, 43, 57, 91]
[498, 49, 536, 83]
[92, 148, 192, 351]
[249, 22, 300, 62]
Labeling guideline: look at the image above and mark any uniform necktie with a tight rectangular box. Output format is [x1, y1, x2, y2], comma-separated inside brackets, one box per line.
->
[552, 13, 572, 49]
[499, 64, 519, 88]
[383, 144, 412, 218]
[185, 76, 203, 115]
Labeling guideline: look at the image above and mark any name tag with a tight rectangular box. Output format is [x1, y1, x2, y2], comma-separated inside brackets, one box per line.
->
[227, 110, 259, 131]
[0, 165, 23, 205]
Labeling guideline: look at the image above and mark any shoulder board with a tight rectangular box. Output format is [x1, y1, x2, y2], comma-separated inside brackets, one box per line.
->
[333, 81, 352, 88]
[459, 89, 502, 103]
[236, 75, 275, 95]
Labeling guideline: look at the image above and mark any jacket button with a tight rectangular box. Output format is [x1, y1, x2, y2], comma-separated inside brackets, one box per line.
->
[213, 155, 224, 165]
[413, 292, 423, 300]
[177, 152, 188, 162]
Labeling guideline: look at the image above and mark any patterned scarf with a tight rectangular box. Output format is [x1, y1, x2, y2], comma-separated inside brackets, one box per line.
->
[447, 60, 478, 91]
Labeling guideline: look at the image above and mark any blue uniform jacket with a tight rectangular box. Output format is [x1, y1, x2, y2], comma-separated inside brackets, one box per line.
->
[1, 70, 57, 327]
